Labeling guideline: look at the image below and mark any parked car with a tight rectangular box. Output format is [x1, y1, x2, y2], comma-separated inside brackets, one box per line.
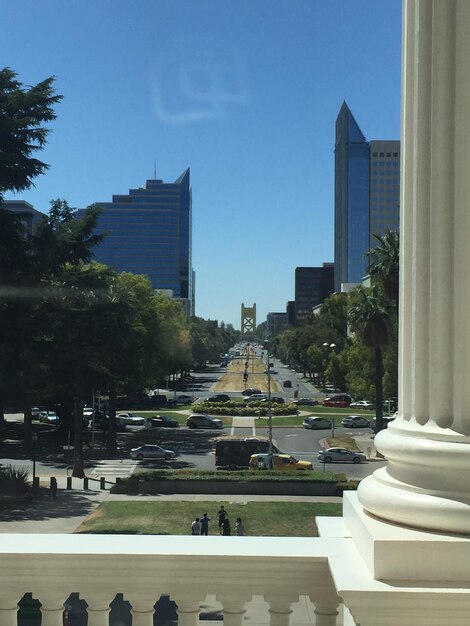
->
[294, 398, 319, 407]
[249, 453, 312, 471]
[349, 400, 375, 410]
[271, 397, 285, 404]
[283, 380, 292, 388]
[130, 444, 176, 461]
[186, 414, 223, 429]
[323, 393, 352, 408]
[264, 369, 278, 375]
[370, 415, 396, 433]
[176, 395, 193, 405]
[318, 447, 366, 464]
[39, 411, 59, 424]
[242, 388, 263, 397]
[148, 415, 180, 428]
[302, 416, 332, 430]
[31, 406, 49, 419]
[116, 412, 146, 426]
[243, 393, 267, 402]
[215, 437, 280, 468]
[341, 415, 370, 428]
[203, 394, 230, 403]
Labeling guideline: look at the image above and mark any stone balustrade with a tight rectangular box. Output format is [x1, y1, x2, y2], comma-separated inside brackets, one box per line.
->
[0, 534, 342, 626]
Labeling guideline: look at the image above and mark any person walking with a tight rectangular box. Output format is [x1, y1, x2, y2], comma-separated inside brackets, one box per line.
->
[50, 477, 58, 500]
[191, 517, 201, 535]
[200, 513, 210, 536]
[217, 505, 227, 534]
[222, 517, 231, 536]
[235, 517, 244, 536]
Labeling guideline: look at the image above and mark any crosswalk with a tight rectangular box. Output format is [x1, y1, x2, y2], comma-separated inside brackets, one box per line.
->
[230, 416, 256, 435]
[88, 459, 137, 479]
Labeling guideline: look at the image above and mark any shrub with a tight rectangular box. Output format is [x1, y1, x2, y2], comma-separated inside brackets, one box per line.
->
[0, 465, 30, 496]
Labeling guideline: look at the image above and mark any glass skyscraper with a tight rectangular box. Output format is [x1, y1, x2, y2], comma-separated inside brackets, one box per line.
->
[334, 102, 400, 292]
[85, 169, 193, 313]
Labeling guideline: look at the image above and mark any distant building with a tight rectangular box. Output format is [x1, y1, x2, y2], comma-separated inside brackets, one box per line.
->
[334, 102, 400, 291]
[286, 301, 296, 327]
[294, 263, 334, 326]
[1, 200, 44, 236]
[266, 312, 288, 336]
[82, 170, 194, 314]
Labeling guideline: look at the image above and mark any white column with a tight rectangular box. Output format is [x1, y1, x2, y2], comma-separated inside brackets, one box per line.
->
[358, 0, 470, 534]
[173, 593, 201, 626]
[129, 598, 156, 626]
[39, 595, 65, 626]
[86, 600, 110, 626]
[216, 593, 247, 626]
[313, 601, 339, 626]
[264, 595, 295, 626]
[0, 599, 18, 626]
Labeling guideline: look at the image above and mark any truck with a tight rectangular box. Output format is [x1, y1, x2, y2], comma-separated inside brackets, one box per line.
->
[215, 436, 280, 469]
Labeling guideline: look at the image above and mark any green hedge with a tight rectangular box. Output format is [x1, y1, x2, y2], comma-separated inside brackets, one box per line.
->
[111, 469, 342, 493]
[191, 401, 298, 416]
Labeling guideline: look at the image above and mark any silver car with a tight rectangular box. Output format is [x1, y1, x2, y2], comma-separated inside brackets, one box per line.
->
[341, 415, 370, 428]
[302, 416, 332, 430]
[318, 447, 366, 464]
[130, 444, 176, 460]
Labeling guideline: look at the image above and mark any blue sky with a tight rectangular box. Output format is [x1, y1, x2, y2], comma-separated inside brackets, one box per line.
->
[1, 0, 402, 329]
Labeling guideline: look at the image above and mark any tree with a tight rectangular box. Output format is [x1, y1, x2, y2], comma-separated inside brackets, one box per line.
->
[0, 67, 62, 197]
[368, 228, 400, 309]
[348, 286, 393, 432]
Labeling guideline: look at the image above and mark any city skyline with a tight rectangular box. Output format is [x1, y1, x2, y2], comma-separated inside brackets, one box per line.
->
[0, 1, 401, 328]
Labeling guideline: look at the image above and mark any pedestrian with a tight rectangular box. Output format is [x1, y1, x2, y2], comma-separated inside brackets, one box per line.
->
[222, 517, 231, 536]
[50, 477, 58, 500]
[200, 513, 210, 536]
[235, 517, 244, 536]
[191, 517, 201, 535]
[217, 505, 227, 534]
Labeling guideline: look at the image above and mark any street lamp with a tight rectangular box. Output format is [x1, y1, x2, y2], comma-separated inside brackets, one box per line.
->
[264, 340, 273, 470]
[32, 432, 38, 493]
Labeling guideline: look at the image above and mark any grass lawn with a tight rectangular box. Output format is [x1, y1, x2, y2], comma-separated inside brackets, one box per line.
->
[76, 501, 342, 536]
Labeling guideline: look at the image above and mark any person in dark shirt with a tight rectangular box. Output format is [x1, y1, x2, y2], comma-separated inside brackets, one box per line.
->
[200, 513, 210, 535]
[222, 517, 231, 536]
[217, 505, 227, 534]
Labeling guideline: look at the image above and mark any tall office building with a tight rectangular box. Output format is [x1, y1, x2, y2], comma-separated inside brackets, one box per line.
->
[85, 169, 194, 314]
[294, 263, 334, 325]
[1, 200, 44, 236]
[334, 102, 400, 292]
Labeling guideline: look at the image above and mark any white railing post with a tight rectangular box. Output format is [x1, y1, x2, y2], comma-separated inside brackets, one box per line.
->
[173, 593, 201, 626]
[129, 598, 156, 626]
[313, 601, 340, 626]
[84, 595, 110, 626]
[264, 594, 296, 626]
[0, 598, 19, 626]
[38, 594, 65, 626]
[216, 593, 247, 626]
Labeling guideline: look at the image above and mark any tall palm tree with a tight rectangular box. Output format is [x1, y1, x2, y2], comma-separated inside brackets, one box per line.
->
[367, 228, 400, 310]
[348, 286, 392, 432]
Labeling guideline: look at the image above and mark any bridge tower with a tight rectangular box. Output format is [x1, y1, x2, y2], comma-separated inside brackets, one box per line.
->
[241, 303, 256, 339]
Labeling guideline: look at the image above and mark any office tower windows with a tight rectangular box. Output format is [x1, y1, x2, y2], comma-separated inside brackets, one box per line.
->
[334, 102, 400, 291]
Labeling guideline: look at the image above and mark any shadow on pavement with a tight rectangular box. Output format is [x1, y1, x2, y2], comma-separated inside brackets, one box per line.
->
[0, 488, 99, 522]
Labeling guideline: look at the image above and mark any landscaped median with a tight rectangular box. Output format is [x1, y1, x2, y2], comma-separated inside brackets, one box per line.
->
[111, 469, 359, 496]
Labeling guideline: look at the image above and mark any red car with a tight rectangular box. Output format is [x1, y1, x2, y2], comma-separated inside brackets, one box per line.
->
[322, 394, 352, 408]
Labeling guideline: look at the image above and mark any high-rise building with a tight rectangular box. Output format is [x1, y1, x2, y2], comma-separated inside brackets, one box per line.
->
[294, 263, 334, 325]
[84, 170, 194, 314]
[266, 312, 288, 336]
[1, 200, 44, 236]
[334, 102, 400, 292]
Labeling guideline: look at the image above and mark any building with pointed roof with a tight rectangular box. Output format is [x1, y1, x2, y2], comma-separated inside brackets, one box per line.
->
[334, 102, 400, 291]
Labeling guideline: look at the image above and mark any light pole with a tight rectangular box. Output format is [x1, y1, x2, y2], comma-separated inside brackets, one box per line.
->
[32, 432, 38, 493]
[264, 340, 273, 470]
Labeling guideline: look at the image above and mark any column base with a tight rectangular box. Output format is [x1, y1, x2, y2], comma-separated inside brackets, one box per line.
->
[358, 419, 470, 534]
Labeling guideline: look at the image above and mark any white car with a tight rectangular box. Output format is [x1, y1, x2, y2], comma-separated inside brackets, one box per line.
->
[130, 445, 176, 461]
[349, 400, 375, 410]
[318, 447, 366, 464]
[39, 411, 59, 424]
[302, 416, 332, 430]
[117, 412, 146, 426]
